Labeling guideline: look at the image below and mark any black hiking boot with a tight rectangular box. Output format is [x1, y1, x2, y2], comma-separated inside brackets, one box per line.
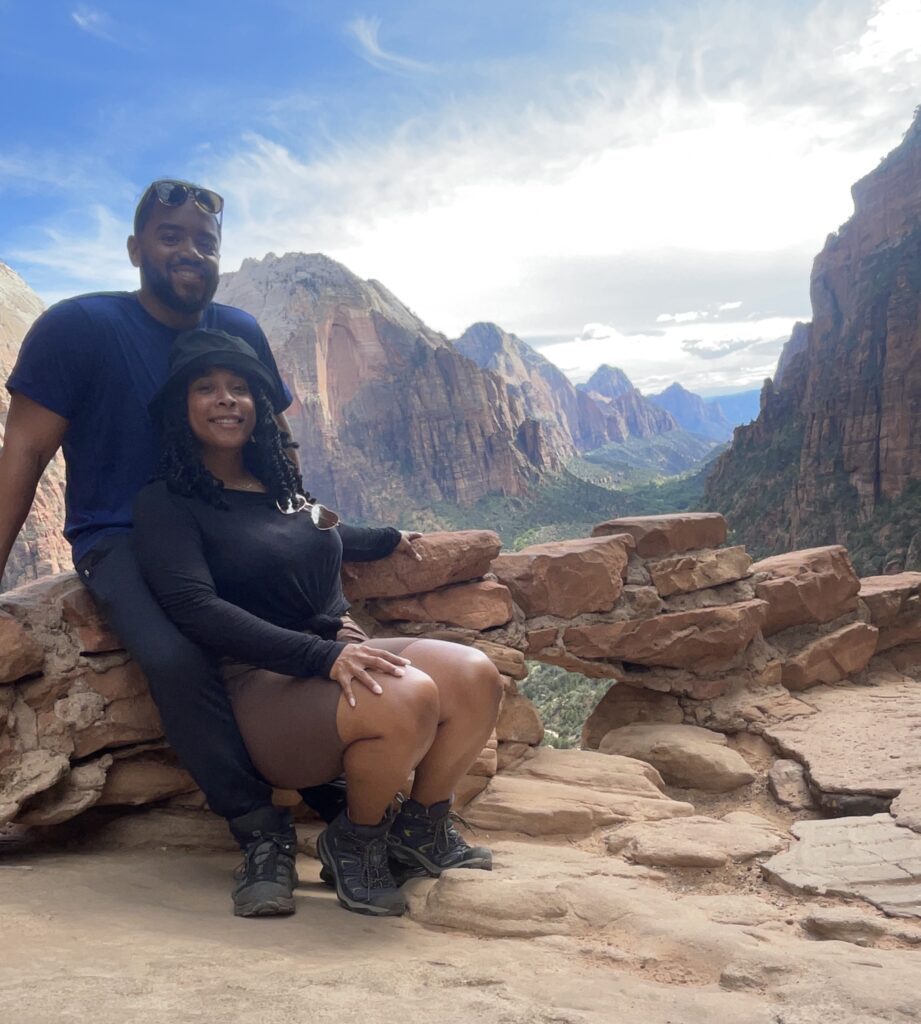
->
[229, 806, 298, 918]
[316, 810, 406, 917]
[387, 798, 492, 876]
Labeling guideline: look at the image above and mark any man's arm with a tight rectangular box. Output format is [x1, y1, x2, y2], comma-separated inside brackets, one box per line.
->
[0, 393, 69, 579]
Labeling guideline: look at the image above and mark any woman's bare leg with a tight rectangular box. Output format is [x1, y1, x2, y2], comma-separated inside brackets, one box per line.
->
[334, 667, 439, 824]
[368, 639, 502, 805]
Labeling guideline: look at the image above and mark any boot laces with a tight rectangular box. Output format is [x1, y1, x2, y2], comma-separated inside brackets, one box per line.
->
[238, 831, 295, 886]
[433, 809, 473, 855]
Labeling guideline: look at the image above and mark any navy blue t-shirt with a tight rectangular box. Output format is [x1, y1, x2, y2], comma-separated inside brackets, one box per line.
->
[7, 291, 292, 565]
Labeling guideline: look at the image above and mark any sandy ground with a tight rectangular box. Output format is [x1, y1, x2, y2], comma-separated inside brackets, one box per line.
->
[3, 819, 920, 1024]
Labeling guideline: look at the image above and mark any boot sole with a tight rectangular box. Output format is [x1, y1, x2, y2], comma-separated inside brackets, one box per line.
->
[317, 831, 406, 917]
[233, 894, 297, 917]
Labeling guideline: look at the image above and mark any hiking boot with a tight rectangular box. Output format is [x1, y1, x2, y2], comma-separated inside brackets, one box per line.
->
[229, 806, 298, 918]
[316, 809, 406, 917]
[387, 798, 492, 876]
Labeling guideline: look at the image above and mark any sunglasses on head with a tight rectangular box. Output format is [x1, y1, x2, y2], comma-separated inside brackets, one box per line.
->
[143, 180, 224, 224]
[276, 494, 340, 529]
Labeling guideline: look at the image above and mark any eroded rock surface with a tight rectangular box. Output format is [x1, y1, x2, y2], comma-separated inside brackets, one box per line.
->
[763, 814, 921, 918]
[606, 813, 786, 867]
[764, 678, 921, 824]
[464, 747, 693, 835]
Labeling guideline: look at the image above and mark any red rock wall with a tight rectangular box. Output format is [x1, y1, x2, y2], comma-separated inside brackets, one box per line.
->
[4, 513, 918, 832]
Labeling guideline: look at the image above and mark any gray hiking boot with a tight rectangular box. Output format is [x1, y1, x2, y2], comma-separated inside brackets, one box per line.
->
[229, 807, 298, 918]
[387, 798, 492, 876]
[317, 809, 406, 917]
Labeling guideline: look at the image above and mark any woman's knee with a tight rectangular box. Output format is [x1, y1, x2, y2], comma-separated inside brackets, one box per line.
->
[383, 669, 440, 739]
[455, 647, 503, 710]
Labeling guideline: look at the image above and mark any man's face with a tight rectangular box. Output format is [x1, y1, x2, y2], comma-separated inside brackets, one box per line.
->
[128, 200, 221, 316]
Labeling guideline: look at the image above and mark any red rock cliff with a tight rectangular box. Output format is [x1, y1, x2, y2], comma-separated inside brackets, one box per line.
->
[707, 110, 921, 572]
[0, 263, 70, 590]
[215, 254, 552, 519]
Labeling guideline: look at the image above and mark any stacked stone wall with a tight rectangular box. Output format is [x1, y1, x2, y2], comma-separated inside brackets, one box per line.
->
[3, 514, 921, 830]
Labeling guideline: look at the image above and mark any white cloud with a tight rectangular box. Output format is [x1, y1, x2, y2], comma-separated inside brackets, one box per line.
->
[71, 5, 119, 45]
[345, 15, 433, 74]
[535, 315, 799, 394]
[16, 0, 921, 397]
[841, 0, 921, 72]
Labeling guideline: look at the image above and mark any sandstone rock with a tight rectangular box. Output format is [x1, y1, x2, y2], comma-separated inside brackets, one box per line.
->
[581, 684, 683, 749]
[563, 600, 767, 670]
[496, 741, 530, 771]
[524, 626, 557, 654]
[764, 680, 921, 826]
[780, 622, 879, 690]
[98, 748, 198, 807]
[495, 693, 543, 745]
[473, 639, 527, 679]
[752, 547, 860, 635]
[599, 723, 757, 792]
[592, 513, 727, 556]
[453, 773, 489, 810]
[768, 759, 815, 810]
[763, 814, 921, 918]
[646, 546, 752, 597]
[535, 647, 624, 679]
[17, 755, 112, 826]
[68, 661, 164, 759]
[369, 580, 513, 630]
[0, 612, 44, 684]
[891, 786, 921, 833]
[465, 748, 693, 835]
[859, 573, 921, 652]
[0, 749, 69, 824]
[467, 732, 498, 778]
[859, 572, 921, 625]
[510, 747, 667, 790]
[490, 535, 632, 617]
[343, 531, 501, 600]
[607, 814, 786, 867]
[803, 907, 921, 946]
[681, 682, 815, 734]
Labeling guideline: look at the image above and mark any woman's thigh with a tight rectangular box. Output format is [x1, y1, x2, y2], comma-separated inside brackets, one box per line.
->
[366, 638, 497, 715]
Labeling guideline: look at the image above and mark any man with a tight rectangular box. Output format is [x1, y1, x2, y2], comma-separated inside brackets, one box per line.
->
[1, 179, 341, 916]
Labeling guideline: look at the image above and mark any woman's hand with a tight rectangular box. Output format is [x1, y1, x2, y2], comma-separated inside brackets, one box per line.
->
[330, 644, 411, 708]
[396, 531, 423, 561]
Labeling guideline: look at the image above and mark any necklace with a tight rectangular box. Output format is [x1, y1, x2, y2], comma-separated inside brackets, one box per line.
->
[226, 478, 265, 493]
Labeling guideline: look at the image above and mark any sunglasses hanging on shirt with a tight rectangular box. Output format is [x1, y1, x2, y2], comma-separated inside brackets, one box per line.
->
[276, 494, 340, 529]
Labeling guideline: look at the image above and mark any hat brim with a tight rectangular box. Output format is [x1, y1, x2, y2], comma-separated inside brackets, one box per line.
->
[148, 351, 286, 423]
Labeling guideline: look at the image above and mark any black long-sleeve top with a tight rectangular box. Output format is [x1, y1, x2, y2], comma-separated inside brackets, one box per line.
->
[133, 480, 402, 678]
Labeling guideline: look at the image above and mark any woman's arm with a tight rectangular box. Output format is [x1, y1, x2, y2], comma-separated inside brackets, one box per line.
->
[133, 483, 345, 677]
[337, 523, 403, 562]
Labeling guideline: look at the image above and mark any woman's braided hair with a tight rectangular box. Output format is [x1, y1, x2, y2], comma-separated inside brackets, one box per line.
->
[155, 372, 307, 510]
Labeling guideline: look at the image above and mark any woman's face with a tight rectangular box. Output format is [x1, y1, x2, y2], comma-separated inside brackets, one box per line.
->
[186, 366, 257, 452]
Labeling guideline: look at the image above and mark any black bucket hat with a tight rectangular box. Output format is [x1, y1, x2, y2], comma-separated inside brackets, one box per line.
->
[149, 328, 287, 422]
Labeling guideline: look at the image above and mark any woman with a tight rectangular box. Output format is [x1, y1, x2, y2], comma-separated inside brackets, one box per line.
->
[133, 328, 503, 918]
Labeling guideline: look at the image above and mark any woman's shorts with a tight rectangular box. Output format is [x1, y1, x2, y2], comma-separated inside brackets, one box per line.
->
[220, 616, 370, 790]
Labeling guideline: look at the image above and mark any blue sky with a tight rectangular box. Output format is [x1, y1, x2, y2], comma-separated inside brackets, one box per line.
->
[2, 0, 919, 394]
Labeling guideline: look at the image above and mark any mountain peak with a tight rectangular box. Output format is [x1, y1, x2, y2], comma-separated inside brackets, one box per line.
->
[581, 364, 635, 400]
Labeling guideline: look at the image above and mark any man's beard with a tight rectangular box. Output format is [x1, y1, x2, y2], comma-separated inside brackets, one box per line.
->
[141, 256, 219, 316]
